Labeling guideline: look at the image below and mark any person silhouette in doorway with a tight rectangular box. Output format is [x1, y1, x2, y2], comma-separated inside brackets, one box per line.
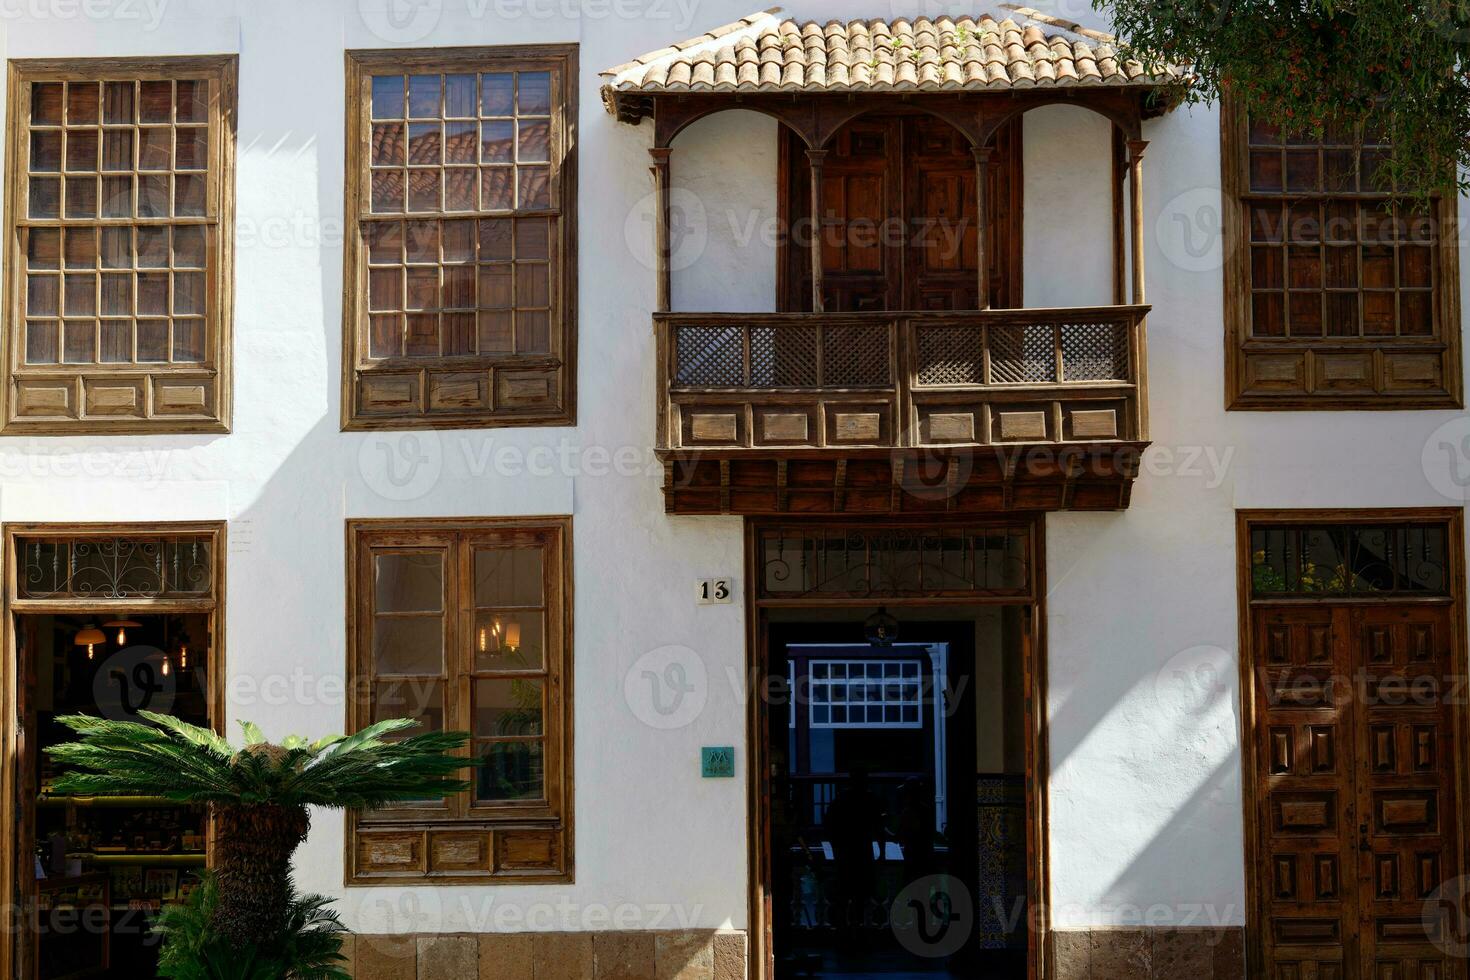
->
[822, 765, 884, 952]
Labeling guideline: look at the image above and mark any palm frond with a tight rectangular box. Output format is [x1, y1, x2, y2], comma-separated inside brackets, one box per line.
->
[314, 717, 418, 760]
[48, 715, 235, 800]
[47, 713, 473, 809]
[285, 728, 474, 808]
[138, 710, 235, 759]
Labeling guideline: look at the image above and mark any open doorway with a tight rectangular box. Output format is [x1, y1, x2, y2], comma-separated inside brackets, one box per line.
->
[1, 526, 225, 980]
[767, 610, 1028, 979]
[746, 519, 1045, 980]
[24, 612, 212, 978]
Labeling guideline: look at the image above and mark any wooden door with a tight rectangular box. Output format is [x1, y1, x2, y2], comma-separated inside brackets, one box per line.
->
[780, 114, 1021, 312]
[1353, 604, 1464, 980]
[816, 116, 902, 312]
[1252, 602, 1466, 980]
[906, 115, 981, 311]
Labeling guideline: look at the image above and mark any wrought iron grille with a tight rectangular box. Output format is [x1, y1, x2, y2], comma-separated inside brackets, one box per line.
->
[18, 535, 214, 599]
[1250, 523, 1448, 597]
[759, 525, 1031, 599]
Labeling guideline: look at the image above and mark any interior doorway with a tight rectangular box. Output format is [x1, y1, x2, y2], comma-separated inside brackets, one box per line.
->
[768, 611, 1028, 979]
[1, 525, 226, 980]
[746, 519, 1045, 980]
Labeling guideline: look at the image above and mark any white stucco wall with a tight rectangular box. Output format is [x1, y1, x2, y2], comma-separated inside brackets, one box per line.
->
[2, 0, 1467, 947]
[1023, 104, 1115, 309]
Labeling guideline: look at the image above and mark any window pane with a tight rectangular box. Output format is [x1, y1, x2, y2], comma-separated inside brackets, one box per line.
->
[474, 678, 543, 736]
[481, 73, 513, 115]
[373, 678, 444, 732]
[26, 321, 58, 364]
[27, 229, 60, 270]
[371, 75, 404, 119]
[372, 616, 444, 675]
[444, 73, 475, 117]
[65, 130, 98, 172]
[473, 610, 544, 672]
[476, 740, 544, 802]
[408, 74, 440, 117]
[517, 72, 551, 115]
[473, 546, 543, 606]
[375, 552, 443, 611]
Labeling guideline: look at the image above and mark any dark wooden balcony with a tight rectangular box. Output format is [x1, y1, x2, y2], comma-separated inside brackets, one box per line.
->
[655, 306, 1150, 515]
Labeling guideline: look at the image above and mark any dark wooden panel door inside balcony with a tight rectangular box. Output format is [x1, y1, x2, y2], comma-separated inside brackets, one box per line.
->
[781, 114, 1021, 313]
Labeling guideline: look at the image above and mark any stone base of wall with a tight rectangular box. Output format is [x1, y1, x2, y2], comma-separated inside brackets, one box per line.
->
[342, 930, 748, 980]
[1050, 927, 1244, 980]
[341, 926, 1238, 979]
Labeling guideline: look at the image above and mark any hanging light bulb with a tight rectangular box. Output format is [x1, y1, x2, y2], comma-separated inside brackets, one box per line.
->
[478, 626, 488, 653]
[179, 644, 189, 670]
[103, 618, 141, 645]
[73, 625, 105, 661]
[160, 656, 171, 677]
[504, 621, 521, 653]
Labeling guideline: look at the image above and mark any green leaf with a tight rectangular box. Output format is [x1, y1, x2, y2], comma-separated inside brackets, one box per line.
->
[239, 720, 267, 746]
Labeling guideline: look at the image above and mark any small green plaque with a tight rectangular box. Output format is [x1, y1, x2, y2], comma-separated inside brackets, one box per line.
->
[701, 746, 735, 778]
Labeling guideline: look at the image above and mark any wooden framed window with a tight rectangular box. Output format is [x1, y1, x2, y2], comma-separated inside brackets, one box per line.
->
[346, 517, 572, 884]
[4, 57, 236, 433]
[1222, 95, 1462, 409]
[342, 47, 577, 430]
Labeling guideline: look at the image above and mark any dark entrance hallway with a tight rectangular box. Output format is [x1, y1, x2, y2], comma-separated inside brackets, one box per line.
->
[766, 613, 1028, 979]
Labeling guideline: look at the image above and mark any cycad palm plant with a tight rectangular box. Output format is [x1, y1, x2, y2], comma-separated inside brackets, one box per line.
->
[47, 711, 472, 949]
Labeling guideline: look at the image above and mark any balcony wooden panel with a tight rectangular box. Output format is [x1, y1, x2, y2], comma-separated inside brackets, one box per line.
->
[656, 306, 1150, 515]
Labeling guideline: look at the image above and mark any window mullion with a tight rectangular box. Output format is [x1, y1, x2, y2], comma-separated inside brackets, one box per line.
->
[449, 533, 471, 820]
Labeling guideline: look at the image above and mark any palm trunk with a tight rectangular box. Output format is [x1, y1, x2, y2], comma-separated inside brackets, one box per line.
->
[212, 803, 311, 947]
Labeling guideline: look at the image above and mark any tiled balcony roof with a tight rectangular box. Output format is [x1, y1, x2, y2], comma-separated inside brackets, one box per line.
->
[600, 6, 1178, 108]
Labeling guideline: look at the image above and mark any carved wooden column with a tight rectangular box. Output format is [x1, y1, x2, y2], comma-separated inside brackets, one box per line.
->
[973, 144, 993, 310]
[806, 148, 827, 314]
[1127, 138, 1148, 305]
[649, 146, 673, 313]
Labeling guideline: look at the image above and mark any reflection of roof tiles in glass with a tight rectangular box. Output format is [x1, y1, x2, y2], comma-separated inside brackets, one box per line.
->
[600, 6, 1178, 103]
[371, 125, 548, 213]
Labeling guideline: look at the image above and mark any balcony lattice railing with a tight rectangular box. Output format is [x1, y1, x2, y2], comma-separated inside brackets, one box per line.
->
[656, 305, 1148, 453]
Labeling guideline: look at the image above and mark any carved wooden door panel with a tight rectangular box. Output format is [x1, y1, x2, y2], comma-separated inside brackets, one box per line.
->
[1353, 604, 1464, 980]
[1254, 605, 1359, 980]
[780, 115, 1021, 312]
[905, 115, 979, 311]
[817, 117, 902, 312]
[1253, 602, 1466, 980]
